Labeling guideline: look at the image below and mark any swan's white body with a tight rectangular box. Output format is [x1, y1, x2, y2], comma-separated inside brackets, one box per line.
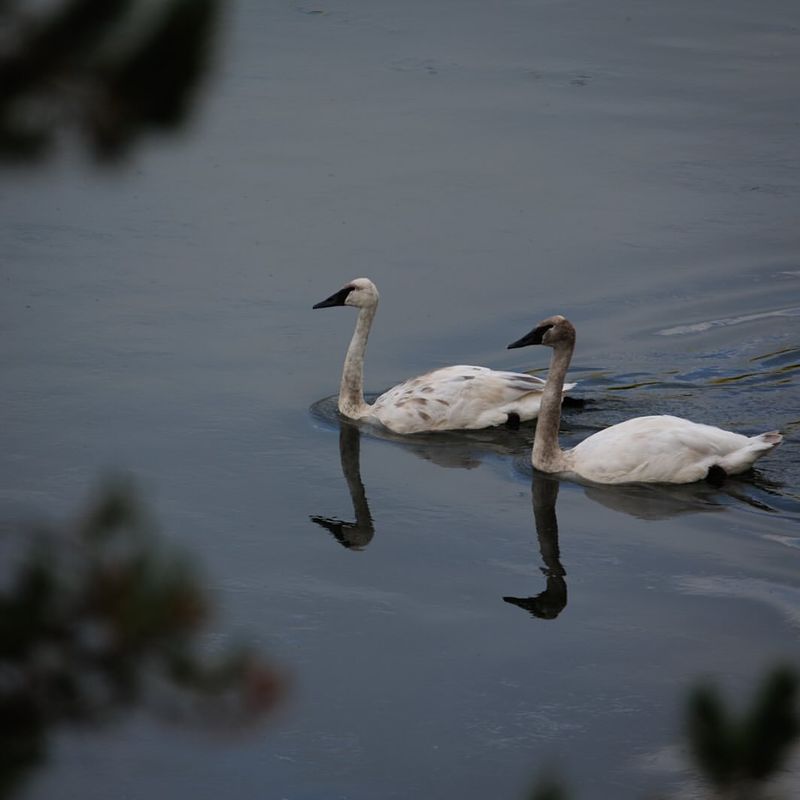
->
[561, 414, 781, 484]
[508, 315, 782, 485]
[314, 279, 574, 435]
[369, 364, 554, 434]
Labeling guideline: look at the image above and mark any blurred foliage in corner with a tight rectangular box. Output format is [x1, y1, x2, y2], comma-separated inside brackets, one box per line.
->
[528, 775, 569, 800]
[687, 665, 798, 800]
[0, 0, 222, 163]
[528, 665, 799, 800]
[0, 482, 283, 800]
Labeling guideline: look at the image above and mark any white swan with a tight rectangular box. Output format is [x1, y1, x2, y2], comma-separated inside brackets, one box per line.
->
[313, 278, 575, 435]
[507, 315, 783, 484]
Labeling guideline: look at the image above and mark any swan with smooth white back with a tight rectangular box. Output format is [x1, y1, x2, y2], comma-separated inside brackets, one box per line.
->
[507, 315, 782, 484]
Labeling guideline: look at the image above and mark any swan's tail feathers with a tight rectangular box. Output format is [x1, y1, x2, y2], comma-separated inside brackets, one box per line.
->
[718, 430, 782, 475]
[563, 381, 578, 393]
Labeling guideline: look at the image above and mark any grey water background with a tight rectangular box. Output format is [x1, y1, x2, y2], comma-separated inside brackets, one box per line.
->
[3, 1, 800, 798]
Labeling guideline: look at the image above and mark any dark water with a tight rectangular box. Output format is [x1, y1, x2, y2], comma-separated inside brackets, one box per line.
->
[2, 1, 800, 798]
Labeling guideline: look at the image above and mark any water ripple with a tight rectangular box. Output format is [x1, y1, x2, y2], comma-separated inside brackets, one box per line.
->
[656, 306, 800, 336]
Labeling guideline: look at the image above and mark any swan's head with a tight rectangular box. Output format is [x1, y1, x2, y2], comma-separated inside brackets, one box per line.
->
[313, 278, 379, 310]
[507, 315, 575, 350]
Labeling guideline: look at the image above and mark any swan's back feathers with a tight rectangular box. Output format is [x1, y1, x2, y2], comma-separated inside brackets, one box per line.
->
[566, 415, 782, 484]
[371, 365, 575, 434]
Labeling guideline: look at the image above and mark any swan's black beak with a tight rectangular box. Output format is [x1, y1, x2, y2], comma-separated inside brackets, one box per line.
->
[507, 323, 551, 349]
[313, 286, 352, 309]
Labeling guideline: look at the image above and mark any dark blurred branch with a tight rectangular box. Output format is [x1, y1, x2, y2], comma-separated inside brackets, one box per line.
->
[0, 481, 283, 799]
[528, 776, 570, 800]
[687, 665, 799, 799]
[0, 0, 223, 163]
[527, 665, 799, 800]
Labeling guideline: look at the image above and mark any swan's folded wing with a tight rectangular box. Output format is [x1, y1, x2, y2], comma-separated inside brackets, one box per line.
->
[569, 415, 759, 483]
[372, 365, 575, 434]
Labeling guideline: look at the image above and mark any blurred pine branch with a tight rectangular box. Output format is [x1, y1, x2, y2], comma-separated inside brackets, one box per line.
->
[528, 665, 799, 800]
[0, 0, 222, 163]
[687, 666, 799, 800]
[0, 480, 283, 800]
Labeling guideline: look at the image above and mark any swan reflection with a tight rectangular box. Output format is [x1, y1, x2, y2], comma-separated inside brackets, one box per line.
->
[580, 480, 726, 521]
[577, 470, 784, 519]
[310, 423, 569, 620]
[309, 415, 529, 548]
[309, 409, 788, 625]
[310, 422, 375, 550]
[503, 475, 568, 620]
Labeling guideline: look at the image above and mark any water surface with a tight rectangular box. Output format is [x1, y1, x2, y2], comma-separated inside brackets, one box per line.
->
[2, 1, 799, 798]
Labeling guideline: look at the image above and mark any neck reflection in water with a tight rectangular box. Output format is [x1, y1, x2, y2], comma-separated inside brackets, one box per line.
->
[503, 475, 568, 620]
[310, 422, 569, 620]
[310, 422, 375, 550]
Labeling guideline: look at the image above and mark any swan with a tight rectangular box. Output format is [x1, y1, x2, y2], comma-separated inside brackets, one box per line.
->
[507, 315, 783, 484]
[313, 278, 575, 435]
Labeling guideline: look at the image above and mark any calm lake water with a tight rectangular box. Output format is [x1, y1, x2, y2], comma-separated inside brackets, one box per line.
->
[3, 1, 800, 798]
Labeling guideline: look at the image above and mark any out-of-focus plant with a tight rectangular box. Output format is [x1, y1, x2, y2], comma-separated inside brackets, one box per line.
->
[687, 665, 798, 800]
[527, 665, 799, 800]
[0, 0, 222, 163]
[0, 482, 283, 800]
[528, 776, 569, 800]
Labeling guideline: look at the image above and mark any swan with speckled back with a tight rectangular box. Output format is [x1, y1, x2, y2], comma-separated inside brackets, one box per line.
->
[313, 278, 575, 435]
[507, 315, 783, 484]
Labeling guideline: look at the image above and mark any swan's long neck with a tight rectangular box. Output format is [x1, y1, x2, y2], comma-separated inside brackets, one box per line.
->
[339, 304, 376, 418]
[533, 340, 574, 473]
